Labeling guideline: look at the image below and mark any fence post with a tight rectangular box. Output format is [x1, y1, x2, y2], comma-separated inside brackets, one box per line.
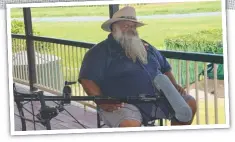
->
[23, 8, 37, 91]
[109, 4, 119, 18]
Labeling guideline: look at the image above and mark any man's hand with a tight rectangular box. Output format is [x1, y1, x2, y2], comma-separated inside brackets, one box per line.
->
[97, 102, 125, 112]
[175, 84, 186, 96]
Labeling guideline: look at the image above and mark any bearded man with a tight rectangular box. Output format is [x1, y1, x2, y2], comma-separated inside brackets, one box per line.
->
[78, 6, 197, 127]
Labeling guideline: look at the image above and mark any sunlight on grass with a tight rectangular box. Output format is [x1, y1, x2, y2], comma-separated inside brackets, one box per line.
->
[33, 15, 222, 49]
[193, 98, 226, 125]
[162, 98, 226, 126]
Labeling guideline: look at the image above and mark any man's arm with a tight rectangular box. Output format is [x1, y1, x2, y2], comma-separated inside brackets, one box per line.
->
[80, 79, 124, 112]
[164, 71, 186, 95]
[164, 71, 177, 87]
[80, 79, 102, 96]
[78, 44, 124, 112]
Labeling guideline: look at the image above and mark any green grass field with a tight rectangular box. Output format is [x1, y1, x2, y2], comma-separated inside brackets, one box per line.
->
[33, 15, 222, 48]
[11, 1, 221, 18]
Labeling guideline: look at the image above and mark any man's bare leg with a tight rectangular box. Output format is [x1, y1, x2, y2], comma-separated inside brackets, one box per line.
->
[119, 120, 142, 127]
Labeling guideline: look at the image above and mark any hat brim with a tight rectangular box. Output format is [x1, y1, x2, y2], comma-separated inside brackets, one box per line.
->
[101, 18, 146, 32]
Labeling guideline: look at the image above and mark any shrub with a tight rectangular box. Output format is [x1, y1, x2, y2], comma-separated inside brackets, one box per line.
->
[11, 20, 52, 53]
[164, 28, 223, 87]
[11, 20, 24, 34]
[164, 28, 223, 54]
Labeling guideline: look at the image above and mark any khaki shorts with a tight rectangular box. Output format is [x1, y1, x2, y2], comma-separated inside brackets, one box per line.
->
[98, 94, 195, 127]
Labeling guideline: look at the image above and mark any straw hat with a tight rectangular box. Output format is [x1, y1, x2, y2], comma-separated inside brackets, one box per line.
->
[101, 6, 145, 32]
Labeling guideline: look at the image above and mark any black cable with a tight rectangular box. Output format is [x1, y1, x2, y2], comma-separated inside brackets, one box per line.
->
[22, 101, 31, 105]
[52, 101, 88, 129]
[21, 105, 36, 116]
[30, 99, 36, 130]
[14, 113, 41, 123]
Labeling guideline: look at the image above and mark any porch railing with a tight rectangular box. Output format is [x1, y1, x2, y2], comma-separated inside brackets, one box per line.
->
[11, 34, 225, 126]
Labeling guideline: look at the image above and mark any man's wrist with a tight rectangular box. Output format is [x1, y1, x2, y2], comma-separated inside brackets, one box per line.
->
[173, 83, 178, 88]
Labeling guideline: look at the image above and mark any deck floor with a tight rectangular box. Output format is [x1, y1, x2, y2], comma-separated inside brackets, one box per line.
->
[13, 83, 108, 131]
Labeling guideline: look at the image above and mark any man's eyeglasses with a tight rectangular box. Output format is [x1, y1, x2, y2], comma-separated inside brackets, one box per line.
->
[122, 23, 137, 29]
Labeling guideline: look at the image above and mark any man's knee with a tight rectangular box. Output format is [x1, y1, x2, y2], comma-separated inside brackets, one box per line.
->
[119, 119, 142, 127]
[171, 95, 197, 125]
[183, 94, 197, 124]
[185, 94, 197, 114]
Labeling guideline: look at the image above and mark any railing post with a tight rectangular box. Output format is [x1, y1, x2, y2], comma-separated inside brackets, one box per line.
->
[109, 4, 119, 18]
[23, 8, 37, 91]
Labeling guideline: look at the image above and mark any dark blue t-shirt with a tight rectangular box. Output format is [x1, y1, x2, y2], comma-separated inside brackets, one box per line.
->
[78, 34, 172, 123]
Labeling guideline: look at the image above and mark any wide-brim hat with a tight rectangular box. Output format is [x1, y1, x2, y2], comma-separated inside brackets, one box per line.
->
[101, 6, 146, 32]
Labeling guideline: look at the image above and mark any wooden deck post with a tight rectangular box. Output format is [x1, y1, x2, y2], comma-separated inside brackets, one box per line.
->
[109, 4, 119, 18]
[23, 8, 37, 91]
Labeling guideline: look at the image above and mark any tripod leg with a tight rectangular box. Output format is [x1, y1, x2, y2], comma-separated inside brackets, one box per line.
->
[159, 119, 163, 126]
[15, 101, 26, 131]
[45, 120, 51, 130]
[97, 107, 101, 128]
[38, 91, 52, 130]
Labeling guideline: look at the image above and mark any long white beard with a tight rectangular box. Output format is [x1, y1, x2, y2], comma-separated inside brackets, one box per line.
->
[112, 27, 148, 64]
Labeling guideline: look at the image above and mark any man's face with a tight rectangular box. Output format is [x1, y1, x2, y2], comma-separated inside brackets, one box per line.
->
[111, 20, 148, 64]
[115, 20, 137, 35]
